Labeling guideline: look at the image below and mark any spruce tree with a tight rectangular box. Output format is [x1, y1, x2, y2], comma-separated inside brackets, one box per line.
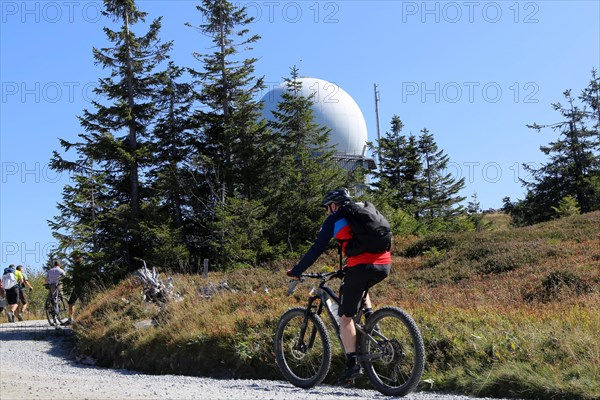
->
[48, 155, 107, 261]
[187, 0, 270, 267]
[371, 115, 423, 214]
[580, 69, 600, 145]
[467, 192, 481, 214]
[517, 71, 600, 224]
[402, 134, 424, 216]
[371, 115, 405, 207]
[142, 61, 196, 269]
[188, 0, 267, 201]
[372, 116, 405, 206]
[418, 128, 466, 220]
[149, 61, 195, 230]
[50, 0, 173, 274]
[265, 66, 346, 252]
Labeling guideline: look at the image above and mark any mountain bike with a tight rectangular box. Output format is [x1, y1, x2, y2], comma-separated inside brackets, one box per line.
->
[274, 269, 425, 397]
[44, 284, 68, 326]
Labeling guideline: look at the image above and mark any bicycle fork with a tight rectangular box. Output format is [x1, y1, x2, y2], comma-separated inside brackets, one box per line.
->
[294, 297, 322, 353]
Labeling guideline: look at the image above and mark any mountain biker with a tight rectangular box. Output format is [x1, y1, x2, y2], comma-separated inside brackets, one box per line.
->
[46, 260, 66, 301]
[286, 188, 392, 384]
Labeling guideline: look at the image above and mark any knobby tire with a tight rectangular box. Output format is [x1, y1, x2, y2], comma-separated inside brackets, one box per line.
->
[44, 298, 55, 326]
[274, 307, 332, 388]
[360, 306, 425, 397]
[45, 296, 68, 326]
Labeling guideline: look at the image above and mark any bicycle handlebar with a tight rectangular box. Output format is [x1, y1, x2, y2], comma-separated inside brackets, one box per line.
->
[286, 269, 344, 295]
[301, 269, 344, 279]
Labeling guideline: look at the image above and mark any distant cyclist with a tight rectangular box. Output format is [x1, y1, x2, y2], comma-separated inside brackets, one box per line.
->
[46, 260, 66, 300]
[286, 188, 392, 384]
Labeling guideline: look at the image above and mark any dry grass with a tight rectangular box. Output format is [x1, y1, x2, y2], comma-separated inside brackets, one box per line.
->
[74, 212, 600, 399]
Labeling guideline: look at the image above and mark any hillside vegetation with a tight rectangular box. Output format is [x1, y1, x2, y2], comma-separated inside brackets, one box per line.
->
[73, 212, 600, 399]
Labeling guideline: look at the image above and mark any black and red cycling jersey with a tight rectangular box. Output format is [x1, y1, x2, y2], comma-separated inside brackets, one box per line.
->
[289, 209, 391, 277]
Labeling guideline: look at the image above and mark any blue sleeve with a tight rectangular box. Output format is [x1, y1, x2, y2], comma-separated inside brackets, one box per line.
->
[290, 214, 336, 276]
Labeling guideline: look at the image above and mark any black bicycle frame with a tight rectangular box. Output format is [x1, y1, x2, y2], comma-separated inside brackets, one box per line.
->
[299, 274, 371, 354]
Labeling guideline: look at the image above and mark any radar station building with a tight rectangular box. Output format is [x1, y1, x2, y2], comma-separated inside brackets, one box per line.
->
[261, 77, 376, 175]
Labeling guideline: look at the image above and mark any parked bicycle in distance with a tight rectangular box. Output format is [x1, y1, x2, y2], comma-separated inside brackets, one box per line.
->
[274, 269, 425, 397]
[44, 283, 68, 327]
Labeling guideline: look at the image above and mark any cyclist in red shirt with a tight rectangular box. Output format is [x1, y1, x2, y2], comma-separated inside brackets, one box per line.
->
[287, 188, 391, 384]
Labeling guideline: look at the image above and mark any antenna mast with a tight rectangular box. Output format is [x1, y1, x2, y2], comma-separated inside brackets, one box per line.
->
[374, 83, 382, 170]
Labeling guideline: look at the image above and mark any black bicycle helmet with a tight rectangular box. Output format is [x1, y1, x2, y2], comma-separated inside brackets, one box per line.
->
[322, 188, 352, 207]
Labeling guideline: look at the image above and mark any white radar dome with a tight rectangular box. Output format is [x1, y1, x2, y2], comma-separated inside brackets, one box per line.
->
[261, 77, 368, 156]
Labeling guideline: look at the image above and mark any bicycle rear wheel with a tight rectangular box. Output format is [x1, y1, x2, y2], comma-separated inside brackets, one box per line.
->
[360, 306, 425, 396]
[274, 307, 332, 388]
[54, 296, 69, 325]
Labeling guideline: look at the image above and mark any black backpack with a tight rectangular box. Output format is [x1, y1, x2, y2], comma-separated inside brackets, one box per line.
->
[340, 201, 392, 256]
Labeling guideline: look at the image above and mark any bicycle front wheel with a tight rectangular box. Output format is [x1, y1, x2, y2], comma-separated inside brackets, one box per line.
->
[44, 298, 55, 326]
[360, 306, 425, 397]
[274, 307, 332, 388]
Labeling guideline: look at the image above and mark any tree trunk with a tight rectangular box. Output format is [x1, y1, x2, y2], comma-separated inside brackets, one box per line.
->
[124, 10, 141, 269]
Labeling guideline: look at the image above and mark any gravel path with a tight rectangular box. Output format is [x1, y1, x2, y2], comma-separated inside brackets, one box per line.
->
[1, 320, 507, 400]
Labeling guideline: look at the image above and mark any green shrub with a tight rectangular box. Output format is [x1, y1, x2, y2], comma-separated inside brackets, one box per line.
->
[462, 241, 495, 261]
[552, 195, 581, 218]
[524, 270, 592, 303]
[422, 247, 448, 268]
[387, 207, 421, 236]
[475, 252, 524, 274]
[403, 234, 455, 257]
[541, 271, 591, 298]
[462, 240, 548, 275]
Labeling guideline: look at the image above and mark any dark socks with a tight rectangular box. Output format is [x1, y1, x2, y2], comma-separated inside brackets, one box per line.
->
[346, 352, 357, 368]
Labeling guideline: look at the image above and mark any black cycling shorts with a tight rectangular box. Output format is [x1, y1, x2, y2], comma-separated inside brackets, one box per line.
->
[68, 291, 79, 305]
[339, 263, 390, 318]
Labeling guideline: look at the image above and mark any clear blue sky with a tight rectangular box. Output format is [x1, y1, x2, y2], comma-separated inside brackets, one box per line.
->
[1, 0, 599, 269]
